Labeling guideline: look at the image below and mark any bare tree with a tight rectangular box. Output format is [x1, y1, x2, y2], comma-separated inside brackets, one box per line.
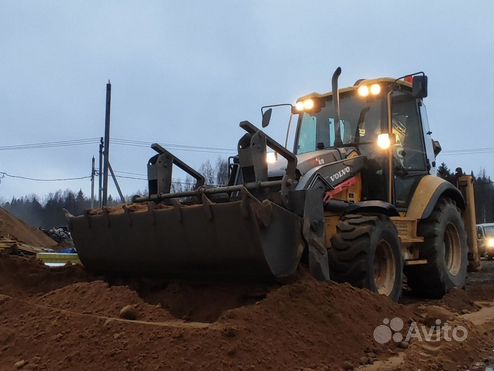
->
[215, 158, 229, 186]
[199, 160, 215, 185]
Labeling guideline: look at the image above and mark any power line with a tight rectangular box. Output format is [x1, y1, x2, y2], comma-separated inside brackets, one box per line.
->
[114, 175, 147, 181]
[442, 146, 492, 152]
[111, 138, 235, 154]
[111, 138, 235, 151]
[0, 137, 491, 156]
[0, 137, 236, 154]
[0, 138, 100, 151]
[0, 171, 91, 182]
[114, 174, 196, 185]
[441, 148, 493, 156]
[114, 170, 147, 176]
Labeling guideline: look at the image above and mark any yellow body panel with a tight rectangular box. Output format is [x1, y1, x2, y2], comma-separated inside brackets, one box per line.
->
[458, 176, 480, 271]
[405, 175, 448, 220]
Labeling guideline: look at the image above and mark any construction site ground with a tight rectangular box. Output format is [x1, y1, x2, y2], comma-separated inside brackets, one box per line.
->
[0, 252, 492, 371]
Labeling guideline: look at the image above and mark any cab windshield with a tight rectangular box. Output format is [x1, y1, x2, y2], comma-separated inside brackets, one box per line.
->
[484, 225, 494, 237]
[294, 91, 384, 157]
[294, 89, 427, 171]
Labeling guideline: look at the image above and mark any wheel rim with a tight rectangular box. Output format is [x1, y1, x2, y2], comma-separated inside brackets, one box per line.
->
[373, 240, 396, 296]
[444, 222, 462, 276]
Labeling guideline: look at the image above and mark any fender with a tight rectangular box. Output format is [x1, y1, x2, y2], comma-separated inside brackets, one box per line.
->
[324, 199, 399, 216]
[352, 200, 400, 216]
[406, 175, 465, 220]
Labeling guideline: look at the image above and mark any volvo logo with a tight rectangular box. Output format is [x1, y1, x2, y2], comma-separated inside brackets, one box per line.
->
[329, 166, 351, 182]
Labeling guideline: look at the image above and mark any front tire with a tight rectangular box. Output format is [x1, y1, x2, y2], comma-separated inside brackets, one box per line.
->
[328, 214, 403, 302]
[405, 198, 467, 298]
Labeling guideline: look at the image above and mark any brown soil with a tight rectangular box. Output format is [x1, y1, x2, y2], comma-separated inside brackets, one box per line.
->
[438, 288, 481, 313]
[138, 281, 271, 322]
[0, 254, 91, 297]
[465, 283, 494, 302]
[37, 281, 174, 322]
[0, 253, 492, 371]
[0, 207, 56, 247]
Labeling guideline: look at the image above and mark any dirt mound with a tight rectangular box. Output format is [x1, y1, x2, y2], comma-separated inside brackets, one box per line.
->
[0, 265, 418, 371]
[392, 312, 492, 371]
[465, 283, 494, 302]
[139, 281, 270, 322]
[439, 288, 481, 313]
[0, 253, 91, 297]
[38, 281, 174, 322]
[214, 274, 417, 370]
[0, 207, 56, 247]
[0, 255, 492, 371]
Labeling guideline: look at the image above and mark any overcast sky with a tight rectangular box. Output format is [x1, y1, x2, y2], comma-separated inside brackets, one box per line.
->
[0, 0, 492, 201]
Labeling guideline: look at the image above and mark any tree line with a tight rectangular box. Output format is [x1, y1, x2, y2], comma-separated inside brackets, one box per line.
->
[436, 162, 494, 224]
[2, 160, 493, 229]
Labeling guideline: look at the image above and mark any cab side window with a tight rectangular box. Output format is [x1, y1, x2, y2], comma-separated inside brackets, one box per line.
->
[392, 94, 427, 171]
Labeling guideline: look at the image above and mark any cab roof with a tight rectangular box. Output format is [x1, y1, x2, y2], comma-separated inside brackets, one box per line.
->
[296, 77, 412, 102]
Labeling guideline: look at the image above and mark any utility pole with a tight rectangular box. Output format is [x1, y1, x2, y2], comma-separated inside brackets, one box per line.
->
[102, 81, 111, 206]
[98, 137, 103, 207]
[90, 156, 95, 208]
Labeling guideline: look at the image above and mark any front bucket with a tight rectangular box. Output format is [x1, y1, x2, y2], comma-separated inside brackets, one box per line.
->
[69, 199, 304, 280]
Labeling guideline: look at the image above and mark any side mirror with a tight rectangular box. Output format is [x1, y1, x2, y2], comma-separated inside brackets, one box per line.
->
[432, 139, 441, 156]
[262, 108, 272, 128]
[412, 75, 428, 98]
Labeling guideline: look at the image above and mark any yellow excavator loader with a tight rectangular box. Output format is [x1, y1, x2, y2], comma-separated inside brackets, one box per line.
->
[69, 68, 480, 301]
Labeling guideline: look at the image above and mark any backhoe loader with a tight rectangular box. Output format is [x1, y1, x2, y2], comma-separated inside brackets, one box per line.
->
[69, 68, 480, 301]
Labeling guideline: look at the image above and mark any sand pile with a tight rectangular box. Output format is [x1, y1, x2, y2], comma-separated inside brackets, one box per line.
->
[0, 207, 56, 247]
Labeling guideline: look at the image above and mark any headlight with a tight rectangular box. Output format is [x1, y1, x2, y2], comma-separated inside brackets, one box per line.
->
[377, 133, 391, 149]
[266, 152, 277, 164]
[295, 101, 305, 112]
[358, 83, 381, 97]
[358, 85, 369, 97]
[487, 238, 494, 248]
[370, 83, 381, 95]
[295, 99, 315, 112]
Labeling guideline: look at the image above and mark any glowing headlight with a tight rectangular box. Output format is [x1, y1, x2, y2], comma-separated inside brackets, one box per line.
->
[370, 83, 381, 95]
[487, 238, 494, 248]
[295, 99, 315, 112]
[266, 152, 277, 164]
[358, 84, 381, 97]
[377, 133, 391, 149]
[358, 85, 369, 97]
[303, 98, 314, 110]
[295, 101, 305, 112]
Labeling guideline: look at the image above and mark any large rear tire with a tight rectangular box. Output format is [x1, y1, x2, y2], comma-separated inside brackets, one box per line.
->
[405, 198, 467, 298]
[328, 214, 403, 302]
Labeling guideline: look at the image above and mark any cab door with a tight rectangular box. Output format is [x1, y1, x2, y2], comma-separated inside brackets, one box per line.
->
[391, 92, 429, 209]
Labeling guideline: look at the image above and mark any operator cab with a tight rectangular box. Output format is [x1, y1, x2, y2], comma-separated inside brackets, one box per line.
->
[290, 77, 436, 209]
